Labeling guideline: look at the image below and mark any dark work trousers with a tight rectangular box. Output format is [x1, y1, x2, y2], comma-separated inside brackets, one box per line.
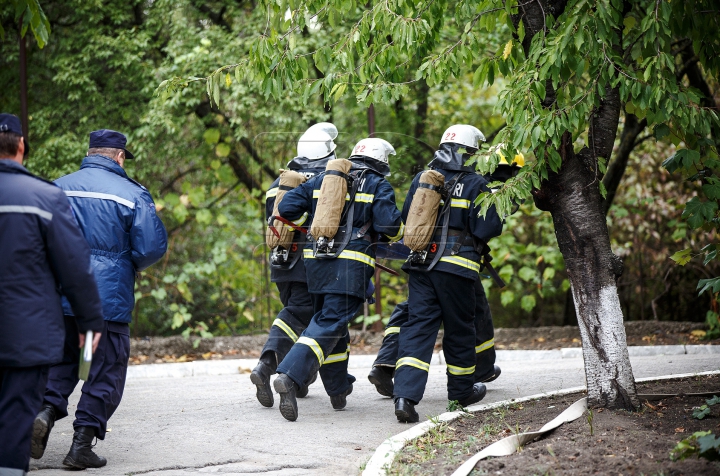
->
[472, 280, 497, 382]
[0, 365, 48, 471]
[43, 317, 130, 439]
[260, 281, 314, 369]
[374, 280, 497, 381]
[394, 271, 477, 404]
[373, 300, 408, 367]
[277, 293, 362, 397]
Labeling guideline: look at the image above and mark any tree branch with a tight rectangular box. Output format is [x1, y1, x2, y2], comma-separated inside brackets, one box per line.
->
[601, 112, 647, 214]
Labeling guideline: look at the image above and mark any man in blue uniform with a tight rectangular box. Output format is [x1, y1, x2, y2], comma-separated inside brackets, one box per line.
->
[273, 137, 403, 421]
[393, 125, 503, 423]
[31, 130, 168, 468]
[250, 123, 339, 407]
[0, 113, 105, 476]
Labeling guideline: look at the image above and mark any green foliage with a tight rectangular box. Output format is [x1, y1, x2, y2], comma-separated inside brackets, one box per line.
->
[705, 311, 720, 340]
[671, 431, 720, 462]
[693, 395, 720, 419]
[1, 0, 51, 48]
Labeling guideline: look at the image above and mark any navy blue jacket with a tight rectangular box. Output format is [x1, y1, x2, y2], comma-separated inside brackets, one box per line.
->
[278, 159, 403, 298]
[55, 155, 168, 323]
[0, 159, 104, 367]
[265, 156, 330, 283]
[401, 168, 503, 280]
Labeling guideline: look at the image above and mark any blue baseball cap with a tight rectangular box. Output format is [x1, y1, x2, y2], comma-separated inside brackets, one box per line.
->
[88, 129, 135, 159]
[0, 113, 29, 155]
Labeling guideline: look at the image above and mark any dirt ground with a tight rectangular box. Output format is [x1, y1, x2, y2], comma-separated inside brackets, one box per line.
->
[389, 374, 720, 476]
[129, 320, 716, 365]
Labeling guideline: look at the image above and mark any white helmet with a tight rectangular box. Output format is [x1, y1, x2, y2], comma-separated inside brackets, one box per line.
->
[305, 122, 338, 140]
[439, 124, 485, 149]
[297, 129, 337, 160]
[350, 138, 396, 164]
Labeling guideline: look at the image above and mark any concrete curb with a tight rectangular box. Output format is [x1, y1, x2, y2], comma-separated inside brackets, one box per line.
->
[360, 369, 720, 476]
[126, 345, 719, 379]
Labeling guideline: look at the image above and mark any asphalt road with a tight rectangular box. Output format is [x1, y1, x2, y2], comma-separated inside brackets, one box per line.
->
[30, 353, 719, 476]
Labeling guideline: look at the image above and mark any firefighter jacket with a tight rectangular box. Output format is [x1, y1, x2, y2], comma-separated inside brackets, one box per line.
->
[401, 167, 503, 280]
[55, 155, 168, 323]
[277, 159, 403, 298]
[264, 155, 333, 283]
[0, 159, 104, 367]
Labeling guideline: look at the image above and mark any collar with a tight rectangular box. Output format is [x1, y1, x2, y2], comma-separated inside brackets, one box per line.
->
[0, 158, 31, 175]
[0, 159, 56, 185]
[427, 143, 476, 172]
[349, 156, 390, 176]
[286, 153, 336, 171]
[80, 155, 129, 179]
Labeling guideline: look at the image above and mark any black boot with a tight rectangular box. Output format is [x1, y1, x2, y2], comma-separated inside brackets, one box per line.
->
[31, 404, 56, 459]
[63, 427, 107, 469]
[250, 361, 275, 407]
[475, 365, 502, 383]
[368, 366, 394, 397]
[329, 384, 353, 410]
[395, 398, 419, 423]
[297, 371, 317, 399]
[273, 374, 298, 421]
[458, 383, 487, 407]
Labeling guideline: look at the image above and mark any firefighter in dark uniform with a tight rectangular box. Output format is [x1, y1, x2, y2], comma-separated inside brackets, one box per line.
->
[31, 130, 168, 468]
[369, 145, 525, 396]
[369, 280, 499, 397]
[0, 113, 104, 476]
[393, 125, 503, 423]
[251, 123, 339, 407]
[273, 138, 403, 421]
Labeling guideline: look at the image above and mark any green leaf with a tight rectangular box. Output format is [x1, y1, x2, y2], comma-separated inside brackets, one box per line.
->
[203, 129, 220, 145]
[151, 287, 167, 301]
[698, 277, 720, 296]
[501, 290, 515, 307]
[670, 248, 693, 266]
[682, 197, 718, 229]
[520, 294, 536, 312]
[215, 143, 231, 157]
[196, 209, 212, 225]
[654, 124, 670, 140]
[518, 266, 536, 282]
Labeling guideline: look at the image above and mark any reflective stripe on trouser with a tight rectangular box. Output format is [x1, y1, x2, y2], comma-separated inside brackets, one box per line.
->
[260, 282, 314, 367]
[472, 279, 497, 382]
[276, 293, 363, 397]
[0, 364, 49, 471]
[394, 271, 477, 404]
[373, 300, 409, 367]
[43, 318, 129, 440]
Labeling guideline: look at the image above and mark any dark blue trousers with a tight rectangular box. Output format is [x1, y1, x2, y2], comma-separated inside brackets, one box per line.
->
[260, 281, 314, 369]
[394, 271, 477, 404]
[375, 280, 496, 382]
[0, 365, 48, 471]
[277, 293, 361, 397]
[374, 300, 408, 367]
[44, 317, 129, 439]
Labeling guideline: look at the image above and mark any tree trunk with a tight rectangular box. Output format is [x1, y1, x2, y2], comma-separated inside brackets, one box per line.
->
[518, 0, 639, 411]
[534, 133, 639, 410]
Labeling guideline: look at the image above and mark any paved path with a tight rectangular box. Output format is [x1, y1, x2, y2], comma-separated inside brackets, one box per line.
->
[30, 353, 719, 476]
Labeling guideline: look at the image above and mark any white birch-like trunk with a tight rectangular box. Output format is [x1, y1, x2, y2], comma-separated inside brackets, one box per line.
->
[572, 284, 639, 409]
